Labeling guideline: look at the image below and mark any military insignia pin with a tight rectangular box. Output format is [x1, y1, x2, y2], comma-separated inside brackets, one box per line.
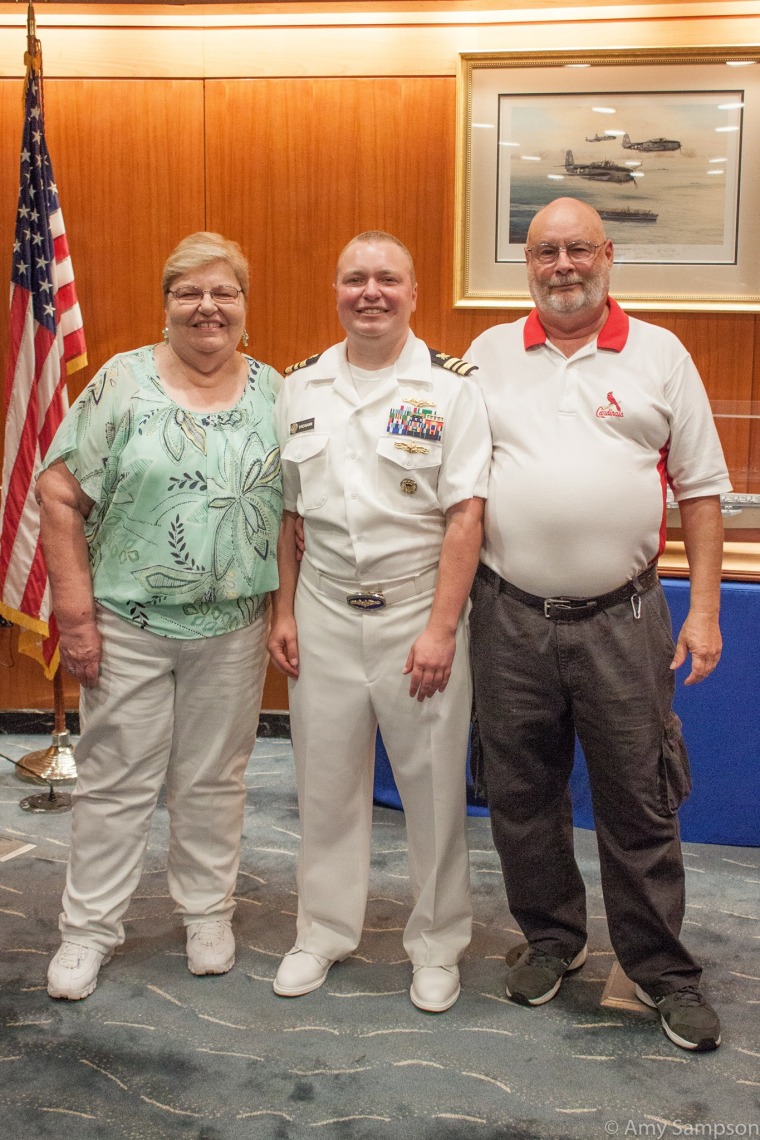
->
[394, 441, 429, 455]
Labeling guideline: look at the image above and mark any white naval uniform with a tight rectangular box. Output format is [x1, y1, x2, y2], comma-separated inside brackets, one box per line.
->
[276, 331, 491, 965]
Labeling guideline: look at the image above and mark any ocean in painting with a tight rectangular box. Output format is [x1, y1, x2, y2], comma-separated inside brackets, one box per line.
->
[505, 156, 734, 260]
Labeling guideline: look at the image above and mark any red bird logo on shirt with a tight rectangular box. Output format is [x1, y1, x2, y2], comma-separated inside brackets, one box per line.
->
[596, 391, 624, 419]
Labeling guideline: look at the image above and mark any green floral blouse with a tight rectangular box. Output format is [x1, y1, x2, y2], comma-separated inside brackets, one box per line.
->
[42, 346, 283, 639]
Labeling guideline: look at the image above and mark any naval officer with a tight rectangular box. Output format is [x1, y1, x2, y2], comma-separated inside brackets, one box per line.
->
[268, 230, 490, 1012]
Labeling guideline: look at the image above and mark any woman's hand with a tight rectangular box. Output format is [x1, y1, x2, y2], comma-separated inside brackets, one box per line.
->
[59, 620, 102, 688]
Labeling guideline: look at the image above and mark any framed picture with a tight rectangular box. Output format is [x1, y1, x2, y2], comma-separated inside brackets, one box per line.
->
[455, 47, 760, 311]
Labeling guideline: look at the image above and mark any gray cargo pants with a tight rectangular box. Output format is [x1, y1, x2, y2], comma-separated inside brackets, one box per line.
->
[470, 567, 701, 995]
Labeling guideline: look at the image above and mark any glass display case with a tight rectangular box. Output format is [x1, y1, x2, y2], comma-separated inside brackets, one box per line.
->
[661, 400, 760, 581]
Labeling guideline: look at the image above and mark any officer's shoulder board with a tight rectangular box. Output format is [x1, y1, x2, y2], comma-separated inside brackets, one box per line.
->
[284, 352, 322, 376]
[429, 349, 478, 377]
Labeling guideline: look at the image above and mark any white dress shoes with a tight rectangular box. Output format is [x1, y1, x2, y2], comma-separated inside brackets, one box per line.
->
[410, 965, 461, 1012]
[47, 941, 113, 1000]
[273, 947, 337, 996]
[186, 920, 235, 975]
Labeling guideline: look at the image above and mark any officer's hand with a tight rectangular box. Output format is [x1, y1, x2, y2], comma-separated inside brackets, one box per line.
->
[403, 628, 456, 701]
[268, 617, 300, 679]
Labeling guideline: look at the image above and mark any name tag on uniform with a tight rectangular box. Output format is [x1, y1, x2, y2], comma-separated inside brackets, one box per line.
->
[290, 418, 315, 435]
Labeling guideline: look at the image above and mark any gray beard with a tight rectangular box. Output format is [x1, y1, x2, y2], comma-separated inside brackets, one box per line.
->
[529, 270, 609, 315]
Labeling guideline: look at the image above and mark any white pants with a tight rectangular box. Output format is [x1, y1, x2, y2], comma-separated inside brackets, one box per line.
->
[59, 605, 269, 953]
[289, 571, 472, 966]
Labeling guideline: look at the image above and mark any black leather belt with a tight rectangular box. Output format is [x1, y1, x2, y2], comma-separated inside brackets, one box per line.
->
[476, 562, 658, 621]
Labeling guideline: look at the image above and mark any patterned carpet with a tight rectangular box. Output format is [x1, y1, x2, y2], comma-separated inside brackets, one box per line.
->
[0, 734, 758, 1140]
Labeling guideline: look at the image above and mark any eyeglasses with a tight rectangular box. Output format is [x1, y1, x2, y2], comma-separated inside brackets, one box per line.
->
[168, 286, 244, 304]
[525, 241, 606, 266]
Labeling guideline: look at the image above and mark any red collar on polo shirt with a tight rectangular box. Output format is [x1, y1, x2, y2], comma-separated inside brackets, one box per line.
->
[524, 296, 629, 352]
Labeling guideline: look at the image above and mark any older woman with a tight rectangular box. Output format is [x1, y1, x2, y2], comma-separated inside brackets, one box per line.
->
[37, 232, 282, 999]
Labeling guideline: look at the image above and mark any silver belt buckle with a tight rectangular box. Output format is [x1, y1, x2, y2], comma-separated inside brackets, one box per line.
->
[543, 597, 597, 620]
[346, 591, 386, 610]
[544, 597, 567, 618]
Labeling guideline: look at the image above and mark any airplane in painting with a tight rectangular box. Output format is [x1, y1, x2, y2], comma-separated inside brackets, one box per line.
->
[621, 133, 681, 152]
[585, 133, 615, 142]
[564, 150, 637, 184]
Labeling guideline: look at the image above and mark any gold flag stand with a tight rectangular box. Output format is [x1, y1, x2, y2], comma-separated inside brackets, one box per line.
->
[14, 669, 77, 784]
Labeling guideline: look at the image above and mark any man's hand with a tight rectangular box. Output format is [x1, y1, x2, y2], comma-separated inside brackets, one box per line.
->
[268, 616, 300, 679]
[671, 609, 722, 685]
[400, 497, 483, 702]
[60, 621, 102, 688]
[402, 627, 456, 701]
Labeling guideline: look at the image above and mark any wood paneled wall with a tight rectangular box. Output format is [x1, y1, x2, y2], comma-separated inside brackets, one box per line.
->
[1, 73, 759, 710]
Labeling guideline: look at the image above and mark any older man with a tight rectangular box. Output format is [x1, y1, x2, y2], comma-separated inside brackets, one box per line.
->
[466, 198, 730, 1051]
[268, 231, 490, 1012]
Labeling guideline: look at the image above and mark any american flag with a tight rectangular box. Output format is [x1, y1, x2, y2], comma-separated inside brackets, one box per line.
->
[0, 44, 87, 679]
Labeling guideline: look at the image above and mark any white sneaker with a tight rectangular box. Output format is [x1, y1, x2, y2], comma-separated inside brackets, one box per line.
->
[186, 920, 235, 975]
[410, 965, 461, 1012]
[273, 948, 337, 996]
[48, 941, 113, 1000]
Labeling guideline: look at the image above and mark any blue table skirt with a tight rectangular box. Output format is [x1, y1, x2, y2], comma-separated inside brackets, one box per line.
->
[374, 578, 760, 847]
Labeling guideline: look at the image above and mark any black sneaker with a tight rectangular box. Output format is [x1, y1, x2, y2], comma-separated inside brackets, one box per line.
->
[634, 984, 721, 1052]
[505, 942, 588, 1006]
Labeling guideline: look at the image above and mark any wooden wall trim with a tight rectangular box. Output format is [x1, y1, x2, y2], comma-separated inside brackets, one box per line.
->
[2, 1, 757, 24]
[1, 3, 759, 78]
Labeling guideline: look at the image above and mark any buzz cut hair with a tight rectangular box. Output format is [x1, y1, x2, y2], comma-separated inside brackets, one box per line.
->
[336, 230, 416, 284]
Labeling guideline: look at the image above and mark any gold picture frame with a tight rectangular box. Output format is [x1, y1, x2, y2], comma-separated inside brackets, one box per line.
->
[455, 47, 760, 313]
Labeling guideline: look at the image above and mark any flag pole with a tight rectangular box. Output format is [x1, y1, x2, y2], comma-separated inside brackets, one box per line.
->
[15, 1, 76, 785]
[3, 0, 83, 785]
[27, 0, 36, 54]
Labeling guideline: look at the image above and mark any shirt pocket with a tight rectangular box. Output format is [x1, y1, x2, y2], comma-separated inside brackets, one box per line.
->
[375, 436, 443, 514]
[281, 433, 330, 512]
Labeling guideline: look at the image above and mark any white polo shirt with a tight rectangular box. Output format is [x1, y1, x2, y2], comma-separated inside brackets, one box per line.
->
[276, 331, 491, 583]
[466, 299, 731, 598]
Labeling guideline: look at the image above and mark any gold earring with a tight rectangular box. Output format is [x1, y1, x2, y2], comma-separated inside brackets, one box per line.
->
[162, 327, 169, 345]
[242, 330, 249, 348]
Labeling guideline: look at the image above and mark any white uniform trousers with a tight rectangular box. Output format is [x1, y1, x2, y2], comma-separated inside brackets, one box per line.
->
[289, 570, 473, 966]
[59, 605, 269, 953]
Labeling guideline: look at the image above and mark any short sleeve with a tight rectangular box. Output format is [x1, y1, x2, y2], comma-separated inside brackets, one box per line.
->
[664, 352, 731, 500]
[273, 377, 301, 512]
[437, 376, 491, 513]
[41, 353, 137, 505]
[253, 361, 283, 405]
